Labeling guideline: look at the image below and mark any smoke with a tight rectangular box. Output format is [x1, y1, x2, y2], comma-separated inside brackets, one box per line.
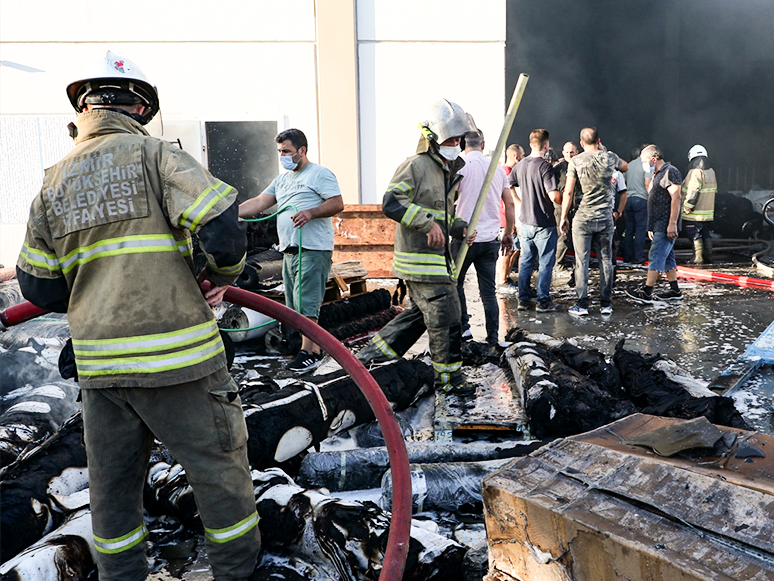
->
[506, 0, 774, 190]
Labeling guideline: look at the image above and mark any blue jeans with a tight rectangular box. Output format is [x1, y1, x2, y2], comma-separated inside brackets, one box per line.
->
[623, 196, 648, 263]
[648, 231, 677, 272]
[518, 224, 557, 303]
[572, 217, 614, 308]
[453, 240, 500, 344]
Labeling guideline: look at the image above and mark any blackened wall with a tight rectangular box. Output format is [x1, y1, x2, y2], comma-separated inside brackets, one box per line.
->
[506, 0, 774, 191]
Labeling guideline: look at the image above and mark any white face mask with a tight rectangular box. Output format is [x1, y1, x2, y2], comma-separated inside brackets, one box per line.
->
[642, 160, 655, 173]
[438, 145, 461, 161]
[280, 154, 299, 171]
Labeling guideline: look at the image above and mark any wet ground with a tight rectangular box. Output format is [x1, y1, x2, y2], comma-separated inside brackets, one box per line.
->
[229, 255, 774, 437]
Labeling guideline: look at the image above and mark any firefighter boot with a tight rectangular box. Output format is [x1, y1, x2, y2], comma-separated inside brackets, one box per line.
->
[691, 238, 705, 264]
[703, 237, 713, 264]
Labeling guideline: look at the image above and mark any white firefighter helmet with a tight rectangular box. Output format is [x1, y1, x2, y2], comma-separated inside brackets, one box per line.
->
[66, 51, 159, 125]
[420, 99, 476, 143]
[688, 144, 708, 161]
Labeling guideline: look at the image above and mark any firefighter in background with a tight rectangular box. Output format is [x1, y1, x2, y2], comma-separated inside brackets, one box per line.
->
[358, 99, 477, 396]
[682, 144, 717, 264]
[16, 51, 260, 580]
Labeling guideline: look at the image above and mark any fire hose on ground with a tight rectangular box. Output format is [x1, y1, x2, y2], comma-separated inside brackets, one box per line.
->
[563, 247, 774, 291]
[0, 286, 413, 581]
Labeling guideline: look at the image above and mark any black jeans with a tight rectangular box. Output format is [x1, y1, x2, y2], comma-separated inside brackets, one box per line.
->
[453, 240, 500, 344]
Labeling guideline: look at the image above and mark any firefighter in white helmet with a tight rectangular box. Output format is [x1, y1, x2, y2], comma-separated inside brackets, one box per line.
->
[17, 51, 261, 580]
[682, 144, 717, 263]
[358, 99, 478, 396]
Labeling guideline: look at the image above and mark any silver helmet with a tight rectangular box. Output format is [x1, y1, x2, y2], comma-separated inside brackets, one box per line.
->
[420, 99, 476, 143]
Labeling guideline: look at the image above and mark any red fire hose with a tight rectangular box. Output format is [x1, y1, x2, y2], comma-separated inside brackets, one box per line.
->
[562, 250, 774, 292]
[675, 265, 774, 290]
[0, 287, 413, 581]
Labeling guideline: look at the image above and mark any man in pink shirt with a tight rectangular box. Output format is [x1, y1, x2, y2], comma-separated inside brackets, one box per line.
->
[453, 130, 515, 345]
[497, 144, 523, 291]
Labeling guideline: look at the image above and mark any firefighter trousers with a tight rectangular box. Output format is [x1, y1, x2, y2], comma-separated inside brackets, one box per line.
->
[358, 280, 463, 389]
[81, 368, 260, 581]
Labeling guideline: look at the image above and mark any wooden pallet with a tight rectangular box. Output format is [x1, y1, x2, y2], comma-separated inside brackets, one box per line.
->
[323, 261, 369, 302]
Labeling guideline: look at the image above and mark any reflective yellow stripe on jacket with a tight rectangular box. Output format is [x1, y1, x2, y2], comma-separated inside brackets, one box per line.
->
[73, 320, 224, 377]
[59, 234, 181, 274]
[19, 243, 61, 273]
[393, 251, 455, 278]
[211, 253, 246, 277]
[180, 181, 234, 230]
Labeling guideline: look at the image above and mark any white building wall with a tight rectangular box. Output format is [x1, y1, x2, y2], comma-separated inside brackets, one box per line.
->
[356, 0, 506, 203]
[0, 0, 319, 267]
[0, 0, 507, 267]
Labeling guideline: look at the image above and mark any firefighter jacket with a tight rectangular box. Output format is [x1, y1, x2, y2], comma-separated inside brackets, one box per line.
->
[16, 109, 246, 389]
[682, 167, 717, 222]
[382, 136, 467, 283]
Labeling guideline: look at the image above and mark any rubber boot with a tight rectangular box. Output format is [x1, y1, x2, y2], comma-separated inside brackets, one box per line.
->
[703, 237, 713, 264]
[692, 238, 705, 264]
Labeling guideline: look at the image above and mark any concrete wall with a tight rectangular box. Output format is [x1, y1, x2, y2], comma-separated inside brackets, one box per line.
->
[357, 0, 506, 203]
[0, 0, 506, 266]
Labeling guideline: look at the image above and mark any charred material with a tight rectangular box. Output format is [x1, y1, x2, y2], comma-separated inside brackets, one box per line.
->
[236, 249, 284, 291]
[318, 289, 401, 343]
[0, 412, 87, 563]
[298, 440, 544, 492]
[0, 380, 81, 467]
[317, 289, 391, 329]
[0, 509, 95, 581]
[381, 460, 512, 515]
[144, 459, 198, 525]
[460, 340, 503, 367]
[613, 339, 749, 429]
[263, 290, 400, 354]
[239, 359, 432, 469]
[0, 279, 24, 310]
[252, 469, 466, 581]
[0, 343, 68, 406]
[507, 340, 635, 439]
[505, 329, 750, 439]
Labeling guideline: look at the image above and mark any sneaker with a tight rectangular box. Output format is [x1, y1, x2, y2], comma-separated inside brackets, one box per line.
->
[517, 300, 534, 311]
[461, 328, 473, 341]
[285, 350, 324, 373]
[536, 301, 563, 312]
[600, 305, 613, 315]
[626, 289, 653, 304]
[568, 304, 589, 316]
[656, 289, 683, 301]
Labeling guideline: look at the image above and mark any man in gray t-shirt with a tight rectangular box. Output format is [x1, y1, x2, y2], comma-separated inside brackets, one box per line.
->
[239, 128, 344, 372]
[623, 146, 653, 263]
[559, 127, 627, 316]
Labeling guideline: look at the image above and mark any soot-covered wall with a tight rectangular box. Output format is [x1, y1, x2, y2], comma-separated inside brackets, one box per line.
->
[506, 0, 774, 191]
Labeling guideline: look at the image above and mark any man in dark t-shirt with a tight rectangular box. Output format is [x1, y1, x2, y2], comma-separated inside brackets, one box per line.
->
[626, 144, 684, 303]
[509, 128, 562, 311]
[552, 141, 581, 270]
[559, 127, 627, 316]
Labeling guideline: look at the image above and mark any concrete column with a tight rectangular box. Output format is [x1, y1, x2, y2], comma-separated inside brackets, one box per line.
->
[314, 0, 361, 204]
